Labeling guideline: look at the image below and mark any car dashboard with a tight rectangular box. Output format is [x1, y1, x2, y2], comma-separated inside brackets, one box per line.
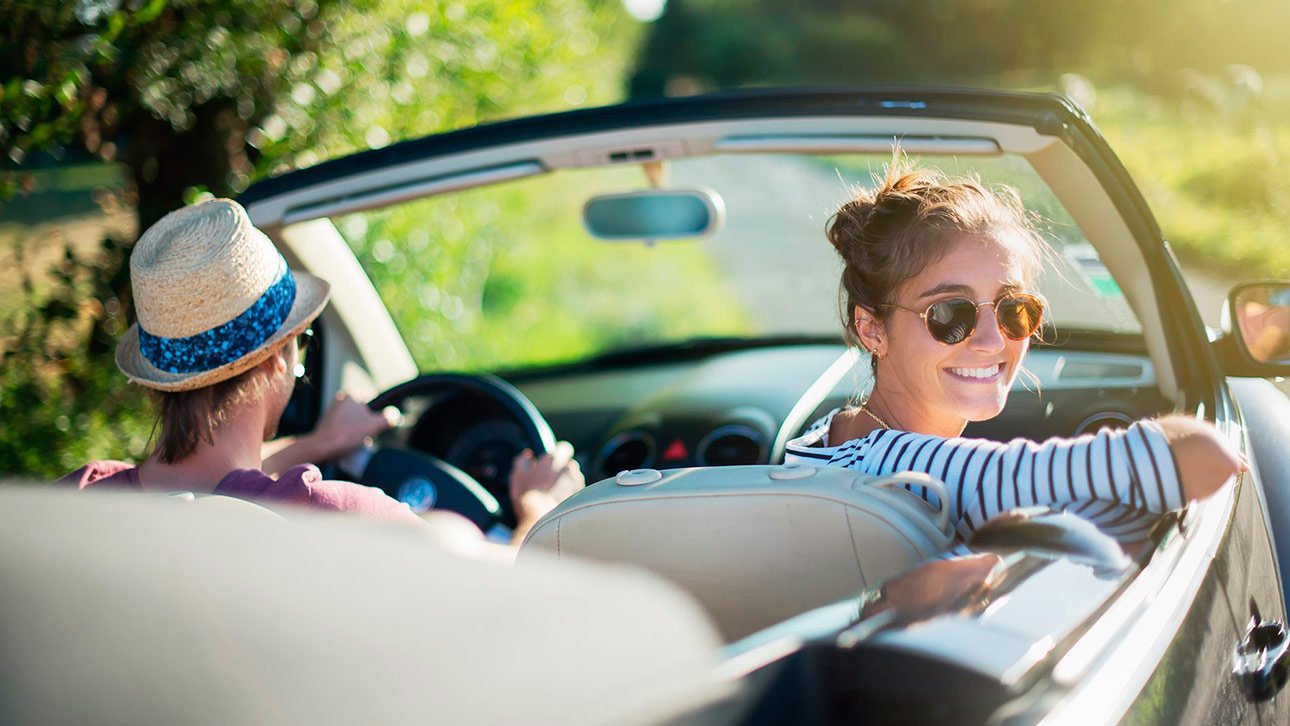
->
[399, 337, 1172, 490]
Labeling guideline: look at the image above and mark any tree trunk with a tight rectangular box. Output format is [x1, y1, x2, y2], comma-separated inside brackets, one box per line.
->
[125, 99, 245, 232]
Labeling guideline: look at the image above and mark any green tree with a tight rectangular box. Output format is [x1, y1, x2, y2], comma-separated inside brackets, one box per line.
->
[627, 0, 1290, 96]
[0, 0, 637, 477]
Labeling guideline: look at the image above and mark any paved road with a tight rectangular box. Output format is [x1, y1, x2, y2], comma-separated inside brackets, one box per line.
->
[670, 154, 1288, 395]
[671, 155, 1132, 337]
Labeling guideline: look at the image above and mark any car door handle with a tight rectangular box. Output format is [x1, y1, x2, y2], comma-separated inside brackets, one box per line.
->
[1233, 602, 1290, 702]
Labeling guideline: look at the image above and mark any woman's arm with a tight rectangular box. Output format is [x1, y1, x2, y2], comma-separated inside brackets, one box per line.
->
[829, 417, 1240, 526]
[1154, 414, 1245, 501]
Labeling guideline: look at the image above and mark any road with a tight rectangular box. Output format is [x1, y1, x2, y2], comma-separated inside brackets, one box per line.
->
[670, 154, 1288, 395]
[671, 155, 1132, 337]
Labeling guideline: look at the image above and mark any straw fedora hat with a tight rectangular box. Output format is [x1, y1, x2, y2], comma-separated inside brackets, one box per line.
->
[115, 198, 330, 392]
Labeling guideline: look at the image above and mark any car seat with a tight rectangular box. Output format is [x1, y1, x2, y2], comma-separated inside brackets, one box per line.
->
[518, 464, 954, 641]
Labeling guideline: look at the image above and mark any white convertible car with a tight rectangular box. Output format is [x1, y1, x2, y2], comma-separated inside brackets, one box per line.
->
[5, 88, 1290, 725]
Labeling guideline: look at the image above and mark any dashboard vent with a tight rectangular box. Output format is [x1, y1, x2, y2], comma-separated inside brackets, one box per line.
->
[597, 431, 656, 478]
[696, 426, 765, 467]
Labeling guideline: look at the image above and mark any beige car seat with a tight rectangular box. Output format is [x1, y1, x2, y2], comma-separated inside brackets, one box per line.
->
[0, 485, 729, 726]
[518, 464, 954, 641]
[171, 490, 288, 520]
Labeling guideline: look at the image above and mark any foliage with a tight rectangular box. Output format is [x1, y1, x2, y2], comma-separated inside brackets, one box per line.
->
[0, 0, 639, 479]
[339, 168, 748, 373]
[629, 0, 1290, 280]
[3, 0, 635, 221]
[1096, 86, 1290, 278]
[0, 221, 157, 475]
[629, 0, 1290, 95]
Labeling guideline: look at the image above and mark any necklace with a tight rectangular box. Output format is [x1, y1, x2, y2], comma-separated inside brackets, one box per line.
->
[858, 404, 892, 431]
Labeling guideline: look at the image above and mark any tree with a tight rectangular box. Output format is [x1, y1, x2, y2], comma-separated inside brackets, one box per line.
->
[4, 0, 633, 228]
[0, 0, 637, 477]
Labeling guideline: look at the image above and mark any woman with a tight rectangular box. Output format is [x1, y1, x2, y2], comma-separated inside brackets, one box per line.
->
[59, 199, 582, 545]
[786, 163, 1242, 542]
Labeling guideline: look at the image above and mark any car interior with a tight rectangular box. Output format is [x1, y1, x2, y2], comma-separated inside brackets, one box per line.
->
[8, 93, 1271, 723]
[260, 115, 1185, 519]
[222, 106, 1241, 718]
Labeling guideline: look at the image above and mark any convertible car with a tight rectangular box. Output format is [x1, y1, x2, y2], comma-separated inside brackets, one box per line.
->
[7, 88, 1290, 724]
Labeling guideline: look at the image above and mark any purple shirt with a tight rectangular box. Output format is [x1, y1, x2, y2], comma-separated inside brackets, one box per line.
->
[58, 460, 422, 525]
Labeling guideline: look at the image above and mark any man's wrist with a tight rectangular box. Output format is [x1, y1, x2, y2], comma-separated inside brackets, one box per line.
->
[858, 583, 889, 620]
[295, 428, 341, 463]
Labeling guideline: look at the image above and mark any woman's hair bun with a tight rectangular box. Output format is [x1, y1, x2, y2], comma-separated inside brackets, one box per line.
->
[826, 154, 1049, 360]
[828, 164, 944, 260]
[826, 195, 876, 259]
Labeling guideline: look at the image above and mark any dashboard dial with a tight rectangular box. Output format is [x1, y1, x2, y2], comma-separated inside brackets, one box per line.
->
[444, 420, 527, 515]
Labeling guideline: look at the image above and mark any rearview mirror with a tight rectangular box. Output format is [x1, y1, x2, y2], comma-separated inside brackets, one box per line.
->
[1219, 281, 1290, 375]
[583, 189, 725, 241]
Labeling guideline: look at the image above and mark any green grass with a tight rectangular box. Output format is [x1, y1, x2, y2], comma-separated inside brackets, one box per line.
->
[1093, 85, 1290, 277]
[339, 166, 750, 373]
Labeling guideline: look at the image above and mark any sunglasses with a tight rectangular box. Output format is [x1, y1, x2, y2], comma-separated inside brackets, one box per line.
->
[883, 292, 1045, 345]
[293, 327, 313, 378]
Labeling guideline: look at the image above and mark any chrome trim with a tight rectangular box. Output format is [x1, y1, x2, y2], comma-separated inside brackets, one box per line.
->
[1043, 483, 1237, 723]
[596, 430, 657, 478]
[695, 425, 766, 467]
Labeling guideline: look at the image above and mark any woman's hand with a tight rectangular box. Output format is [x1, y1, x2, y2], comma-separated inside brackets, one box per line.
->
[863, 554, 1002, 624]
[508, 441, 585, 545]
[1157, 415, 1245, 502]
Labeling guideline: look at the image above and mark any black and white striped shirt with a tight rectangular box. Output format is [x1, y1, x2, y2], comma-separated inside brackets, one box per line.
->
[784, 409, 1183, 543]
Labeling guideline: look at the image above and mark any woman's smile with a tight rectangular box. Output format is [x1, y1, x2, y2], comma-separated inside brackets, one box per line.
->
[944, 362, 1004, 382]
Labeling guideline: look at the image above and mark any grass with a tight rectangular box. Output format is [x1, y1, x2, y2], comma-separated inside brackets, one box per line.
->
[338, 165, 751, 373]
[1093, 84, 1290, 278]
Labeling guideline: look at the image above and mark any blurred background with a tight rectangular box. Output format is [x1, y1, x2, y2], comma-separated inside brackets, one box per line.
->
[3, 0, 1288, 478]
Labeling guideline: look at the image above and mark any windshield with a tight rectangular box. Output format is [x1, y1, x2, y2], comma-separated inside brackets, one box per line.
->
[331, 152, 1141, 372]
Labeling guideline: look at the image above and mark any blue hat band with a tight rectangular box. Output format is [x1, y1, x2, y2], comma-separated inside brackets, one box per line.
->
[138, 262, 298, 374]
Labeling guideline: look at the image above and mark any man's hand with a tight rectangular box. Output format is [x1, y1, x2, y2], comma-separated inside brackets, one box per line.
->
[312, 392, 400, 461]
[508, 441, 585, 545]
[263, 392, 400, 476]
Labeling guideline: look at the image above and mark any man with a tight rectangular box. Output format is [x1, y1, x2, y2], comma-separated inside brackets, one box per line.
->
[59, 198, 582, 545]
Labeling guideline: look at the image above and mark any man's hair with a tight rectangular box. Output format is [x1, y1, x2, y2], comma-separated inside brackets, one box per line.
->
[147, 360, 274, 464]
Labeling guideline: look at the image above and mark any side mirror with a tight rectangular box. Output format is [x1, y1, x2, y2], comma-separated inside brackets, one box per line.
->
[1218, 281, 1290, 377]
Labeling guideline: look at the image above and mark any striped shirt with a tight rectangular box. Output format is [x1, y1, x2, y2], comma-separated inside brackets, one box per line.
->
[784, 409, 1183, 543]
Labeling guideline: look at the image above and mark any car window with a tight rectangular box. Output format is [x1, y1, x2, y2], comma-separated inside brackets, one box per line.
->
[333, 152, 1141, 373]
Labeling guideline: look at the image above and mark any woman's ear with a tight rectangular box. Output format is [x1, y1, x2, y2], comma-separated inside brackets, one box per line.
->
[855, 305, 885, 359]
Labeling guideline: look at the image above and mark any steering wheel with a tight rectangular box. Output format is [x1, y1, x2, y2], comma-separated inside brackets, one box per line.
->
[358, 373, 556, 533]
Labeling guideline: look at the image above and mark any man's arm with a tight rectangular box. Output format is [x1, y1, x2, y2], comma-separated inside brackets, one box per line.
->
[262, 392, 397, 476]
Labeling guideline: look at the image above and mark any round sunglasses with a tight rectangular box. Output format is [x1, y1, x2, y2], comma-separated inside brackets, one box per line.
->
[882, 292, 1045, 345]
